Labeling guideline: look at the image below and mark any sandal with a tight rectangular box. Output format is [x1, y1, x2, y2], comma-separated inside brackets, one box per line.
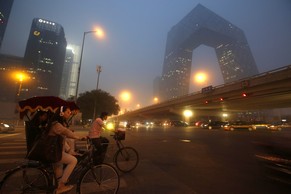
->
[56, 182, 74, 194]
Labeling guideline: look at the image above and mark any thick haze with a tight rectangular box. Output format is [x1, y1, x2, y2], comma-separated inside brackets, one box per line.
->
[2, 0, 291, 109]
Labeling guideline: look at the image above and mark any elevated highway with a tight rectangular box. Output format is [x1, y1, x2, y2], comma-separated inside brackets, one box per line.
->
[118, 65, 291, 120]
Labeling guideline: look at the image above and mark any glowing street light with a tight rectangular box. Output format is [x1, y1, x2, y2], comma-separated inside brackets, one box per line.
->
[153, 97, 159, 104]
[16, 73, 25, 82]
[194, 72, 208, 84]
[119, 90, 132, 112]
[120, 91, 131, 102]
[183, 110, 193, 118]
[183, 109, 193, 122]
[222, 113, 229, 121]
[15, 72, 27, 96]
[75, 27, 105, 101]
[94, 26, 105, 39]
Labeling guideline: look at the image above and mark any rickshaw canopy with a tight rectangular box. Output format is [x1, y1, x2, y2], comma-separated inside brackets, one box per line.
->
[18, 96, 79, 119]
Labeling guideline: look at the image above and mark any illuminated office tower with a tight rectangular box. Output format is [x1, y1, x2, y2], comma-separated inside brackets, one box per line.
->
[0, 0, 14, 50]
[23, 18, 67, 97]
[60, 44, 80, 99]
[160, 4, 258, 101]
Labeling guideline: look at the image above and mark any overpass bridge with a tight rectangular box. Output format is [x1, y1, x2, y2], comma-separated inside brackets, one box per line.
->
[117, 65, 291, 121]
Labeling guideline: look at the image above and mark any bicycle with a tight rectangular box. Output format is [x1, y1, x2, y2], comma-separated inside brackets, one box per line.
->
[106, 130, 139, 173]
[0, 138, 120, 194]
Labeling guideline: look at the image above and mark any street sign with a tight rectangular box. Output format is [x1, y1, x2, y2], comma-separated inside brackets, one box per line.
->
[201, 85, 213, 94]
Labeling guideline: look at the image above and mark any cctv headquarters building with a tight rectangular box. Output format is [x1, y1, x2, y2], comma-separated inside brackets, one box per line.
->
[160, 4, 258, 101]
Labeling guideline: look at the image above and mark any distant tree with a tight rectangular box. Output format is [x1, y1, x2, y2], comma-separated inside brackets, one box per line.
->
[77, 89, 120, 122]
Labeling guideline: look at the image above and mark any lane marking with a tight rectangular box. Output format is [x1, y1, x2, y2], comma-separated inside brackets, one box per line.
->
[0, 133, 21, 138]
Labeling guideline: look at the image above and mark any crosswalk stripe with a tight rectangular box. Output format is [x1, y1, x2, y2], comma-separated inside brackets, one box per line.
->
[0, 141, 110, 166]
[0, 140, 129, 191]
[0, 146, 27, 149]
[0, 133, 21, 138]
[0, 151, 27, 155]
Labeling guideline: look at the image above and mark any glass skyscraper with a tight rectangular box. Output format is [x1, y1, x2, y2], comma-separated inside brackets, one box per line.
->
[0, 0, 14, 51]
[23, 18, 67, 97]
[160, 4, 258, 101]
[60, 44, 80, 100]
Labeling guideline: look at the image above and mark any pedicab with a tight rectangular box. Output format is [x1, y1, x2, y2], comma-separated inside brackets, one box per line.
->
[18, 96, 79, 154]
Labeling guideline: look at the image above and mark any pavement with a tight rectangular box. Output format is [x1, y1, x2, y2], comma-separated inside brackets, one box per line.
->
[116, 159, 197, 194]
[0, 125, 198, 194]
[71, 125, 197, 193]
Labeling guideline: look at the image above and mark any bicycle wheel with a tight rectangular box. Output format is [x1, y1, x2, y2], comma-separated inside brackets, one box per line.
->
[78, 163, 119, 194]
[114, 147, 139, 173]
[0, 165, 50, 194]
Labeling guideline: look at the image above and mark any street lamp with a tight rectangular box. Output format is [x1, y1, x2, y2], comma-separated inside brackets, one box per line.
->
[194, 72, 208, 85]
[75, 28, 105, 101]
[183, 109, 193, 123]
[120, 91, 131, 102]
[153, 97, 159, 104]
[15, 72, 27, 97]
[119, 91, 132, 112]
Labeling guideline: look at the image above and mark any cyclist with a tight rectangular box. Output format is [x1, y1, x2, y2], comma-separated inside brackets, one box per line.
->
[47, 106, 85, 194]
[88, 111, 109, 164]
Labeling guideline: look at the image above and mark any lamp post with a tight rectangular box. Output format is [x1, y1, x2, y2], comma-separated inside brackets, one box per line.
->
[17, 76, 23, 97]
[75, 28, 104, 101]
[15, 72, 26, 97]
[75, 31, 95, 101]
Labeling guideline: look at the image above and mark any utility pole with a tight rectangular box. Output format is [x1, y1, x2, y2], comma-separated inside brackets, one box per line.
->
[93, 65, 102, 120]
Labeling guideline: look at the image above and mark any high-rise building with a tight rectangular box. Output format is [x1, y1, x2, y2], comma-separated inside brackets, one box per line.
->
[60, 44, 80, 100]
[160, 4, 258, 101]
[0, 0, 14, 51]
[23, 18, 67, 97]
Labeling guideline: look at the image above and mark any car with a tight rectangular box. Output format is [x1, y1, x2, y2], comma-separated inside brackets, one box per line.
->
[194, 121, 204, 127]
[268, 123, 283, 131]
[170, 120, 189, 127]
[0, 123, 15, 133]
[251, 121, 270, 130]
[224, 121, 253, 131]
[200, 122, 209, 129]
[269, 122, 291, 131]
[205, 121, 228, 130]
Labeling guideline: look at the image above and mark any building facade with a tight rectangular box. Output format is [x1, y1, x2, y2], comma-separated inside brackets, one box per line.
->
[60, 44, 80, 100]
[0, 0, 14, 51]
[160, 4, 258, 101]
[23, 18, 67, 97]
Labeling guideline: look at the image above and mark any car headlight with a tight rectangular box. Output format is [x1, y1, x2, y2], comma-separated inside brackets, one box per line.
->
[3, 124, 9, 128]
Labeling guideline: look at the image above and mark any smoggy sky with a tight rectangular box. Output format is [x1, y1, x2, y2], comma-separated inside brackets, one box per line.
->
[2, 0, 291, 110]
